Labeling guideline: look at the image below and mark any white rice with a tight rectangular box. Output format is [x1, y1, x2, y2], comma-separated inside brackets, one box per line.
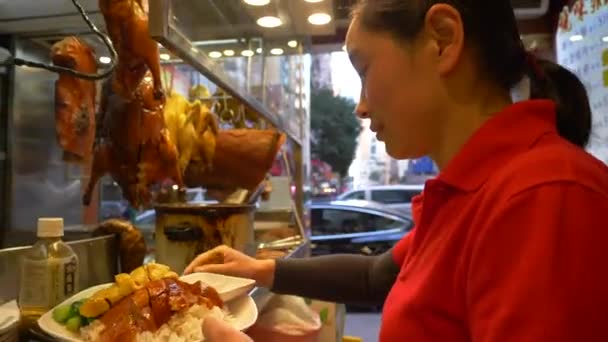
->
[81, 305, 233, 342]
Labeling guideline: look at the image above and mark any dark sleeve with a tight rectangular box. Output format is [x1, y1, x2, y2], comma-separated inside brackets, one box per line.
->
[270, 249, 401, 306]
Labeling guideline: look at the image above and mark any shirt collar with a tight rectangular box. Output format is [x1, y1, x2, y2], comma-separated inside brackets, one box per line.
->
[437, 100, 558, 192]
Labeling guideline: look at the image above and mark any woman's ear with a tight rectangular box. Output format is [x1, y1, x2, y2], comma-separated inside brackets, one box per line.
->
[424, 4, 465, 76]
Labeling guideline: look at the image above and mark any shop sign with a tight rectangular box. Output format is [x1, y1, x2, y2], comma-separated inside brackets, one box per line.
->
[556, 0, 608, 164]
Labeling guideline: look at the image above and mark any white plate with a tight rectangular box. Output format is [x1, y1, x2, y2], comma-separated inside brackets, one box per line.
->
[0, 300, 19, 335]
[180, 272, 256, 302]
[38, 275, 258, 342]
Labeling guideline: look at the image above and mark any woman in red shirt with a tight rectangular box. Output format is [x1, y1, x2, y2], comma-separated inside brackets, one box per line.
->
[189, 0, 608, 341]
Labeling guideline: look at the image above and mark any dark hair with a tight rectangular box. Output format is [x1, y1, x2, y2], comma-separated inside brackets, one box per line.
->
[352, 0, 592, 147]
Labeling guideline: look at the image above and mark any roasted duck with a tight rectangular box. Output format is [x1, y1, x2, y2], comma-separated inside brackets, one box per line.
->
[91, 278, 222, 342]
[98, 0, 163, 100]
[51, 36, 97, 162]
[83, 72, 182, 208]
[93, 219, 147, 273]
[185, 129, 286, 192]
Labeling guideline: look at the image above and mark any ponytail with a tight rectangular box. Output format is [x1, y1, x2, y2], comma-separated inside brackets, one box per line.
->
[527, 57, 592, 148]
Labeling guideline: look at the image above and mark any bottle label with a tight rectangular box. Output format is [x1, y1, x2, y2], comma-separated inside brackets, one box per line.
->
[19, 256, 79, 309]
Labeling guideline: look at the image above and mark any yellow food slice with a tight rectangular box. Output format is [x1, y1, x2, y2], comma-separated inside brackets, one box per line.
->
[79, 297, 110, 318]
[115, 273, 138, 297]
[130, 266, 150, 288]
[146, 263, 172, 281]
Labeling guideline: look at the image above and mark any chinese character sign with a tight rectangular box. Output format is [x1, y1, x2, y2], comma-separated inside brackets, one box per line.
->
[556, 0, 608, 164]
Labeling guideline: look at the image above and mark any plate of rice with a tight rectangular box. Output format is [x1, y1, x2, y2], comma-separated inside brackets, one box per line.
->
[38, 266, 257, 342]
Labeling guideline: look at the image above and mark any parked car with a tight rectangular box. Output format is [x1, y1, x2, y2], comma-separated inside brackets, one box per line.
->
[309, 200, 414, 256]
[337, 184, 424, 215]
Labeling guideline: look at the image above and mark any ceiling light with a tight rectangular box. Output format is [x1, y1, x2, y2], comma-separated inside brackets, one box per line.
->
[223, 49, 235, 57]
[193, 39, 239, 46]
[308, 12, 331, 25]
[208, 51, 222, 58]
[160, 53, 171, 61]
[241, 50, 255, 57]
[304, 0, 324, 2]
[288, 40, 298, 48]
[98, 56, 111, 64]
[270, 48, 284, 55]
[256, 48, 263, 54]
[257, 16, 282, 28]
[569, 34, 584, 42]
[244, 0, 270, 5]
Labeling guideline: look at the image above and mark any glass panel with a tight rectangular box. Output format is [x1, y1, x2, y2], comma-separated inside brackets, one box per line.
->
[156, 0, 307, 142]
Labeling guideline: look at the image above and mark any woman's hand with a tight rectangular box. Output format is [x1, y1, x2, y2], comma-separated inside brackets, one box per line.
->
[184, 245, 276, 288]
[202, 316, 252, 342]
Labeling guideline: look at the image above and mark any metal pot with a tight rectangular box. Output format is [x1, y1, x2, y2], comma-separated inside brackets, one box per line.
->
[154, 203, 255, 274]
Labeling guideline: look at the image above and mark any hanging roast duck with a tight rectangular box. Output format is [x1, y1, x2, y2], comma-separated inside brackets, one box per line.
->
[51, 36, 97, 162]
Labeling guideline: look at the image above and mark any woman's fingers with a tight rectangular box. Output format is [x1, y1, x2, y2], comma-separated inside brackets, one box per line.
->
[193, 263, 235, 276]
[184, 246, 228, 274]
[203, 316, 253, 342]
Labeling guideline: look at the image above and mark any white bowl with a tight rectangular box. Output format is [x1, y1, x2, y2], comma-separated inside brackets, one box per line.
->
[180, 272, 256, 302]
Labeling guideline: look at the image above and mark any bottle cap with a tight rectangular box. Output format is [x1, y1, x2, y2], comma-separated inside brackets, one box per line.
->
[37, 218, 64, 238]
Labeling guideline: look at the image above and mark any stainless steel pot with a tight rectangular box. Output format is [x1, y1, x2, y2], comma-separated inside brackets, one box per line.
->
[154, 203, 255, 274]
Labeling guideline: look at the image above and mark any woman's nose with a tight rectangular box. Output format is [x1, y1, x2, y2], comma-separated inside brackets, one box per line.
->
[354, 93, 370, 119]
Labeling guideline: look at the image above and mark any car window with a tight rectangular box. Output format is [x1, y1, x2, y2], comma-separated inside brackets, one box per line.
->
[341, 191, 365, 200]
[371, 189, 420, 204]
[311, 208, 404, 235]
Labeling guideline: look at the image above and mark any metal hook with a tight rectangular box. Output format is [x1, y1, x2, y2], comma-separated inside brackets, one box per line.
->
[0, 0, 118, 80]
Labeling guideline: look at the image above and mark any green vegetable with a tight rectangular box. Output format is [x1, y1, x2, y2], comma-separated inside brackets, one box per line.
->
[65, 316, 82, 332]
[52, 305, 72, 323]
[83, 317, 96, 327]
[319, 307, 329, 325]
[71, 299, 85, 314]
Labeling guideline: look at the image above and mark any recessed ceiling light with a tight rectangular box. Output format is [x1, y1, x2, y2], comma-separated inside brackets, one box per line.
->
[244, 0, 270, 5]
[160, 53, 171, 61]
[208, 51, 222, 58]
[241, 50, 255, 57]
[257, 16, 282, 28]
[270, 48, 284, 55]
[256, 48, 263, 54]
[98, 56, 111, 64]
[288, 40, 298, 48]
[308, 12, 331, 25]
[304, 0, 324, 2]
[569, 34, 584, 42]
[223, 49, 235, 56]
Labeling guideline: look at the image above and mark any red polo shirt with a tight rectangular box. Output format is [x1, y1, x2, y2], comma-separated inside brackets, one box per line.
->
[380, 100, 608, 341]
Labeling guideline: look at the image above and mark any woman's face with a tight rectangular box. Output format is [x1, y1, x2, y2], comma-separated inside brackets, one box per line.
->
[346, 17, 443, 159]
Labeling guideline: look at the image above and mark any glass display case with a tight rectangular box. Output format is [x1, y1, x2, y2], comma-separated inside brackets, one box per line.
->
[149, 0, 311, 145]
[148, 0, 312, 265]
